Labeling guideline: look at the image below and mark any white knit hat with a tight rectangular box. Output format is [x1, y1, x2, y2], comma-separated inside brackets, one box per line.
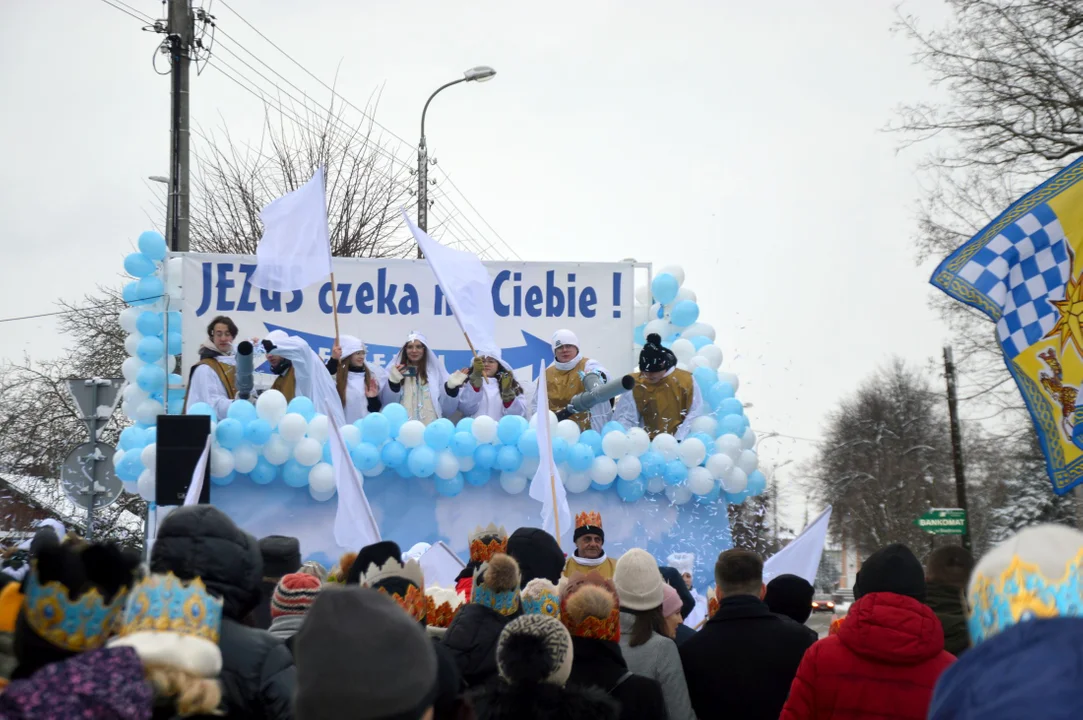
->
[613, 548, 665, 611]
[551, 329, 579, 350]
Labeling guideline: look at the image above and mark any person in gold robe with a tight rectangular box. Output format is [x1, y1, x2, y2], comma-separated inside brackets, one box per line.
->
[615, 333, 704, 440]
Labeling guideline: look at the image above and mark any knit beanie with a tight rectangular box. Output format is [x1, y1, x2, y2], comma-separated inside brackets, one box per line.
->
[613, 549, 665, 611]
[497, 614, 574, 687]
[271, 572, 322, 619]
[295, 587, 438, 720]
[472, 554, 521, 617]
[968, 523, 1083, 645]
[259, 535, 302, 579]
[853, 544, 925, 603]
[662, 584, 683, 618]
[764, 573, 815, 624]
[560, 572, 621, 642]
[298, 560, 328, 582]
[639, 334, 676, 373]
[507, 527, 565, 587]
[658, 566, 696, 620]
[521, 578, 561, 618]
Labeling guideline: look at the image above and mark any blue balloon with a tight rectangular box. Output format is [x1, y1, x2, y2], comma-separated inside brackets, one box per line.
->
[497, 415, 524, 446]
[602, 421, 625, 437]
[590, 481, 612, 492]
[135, 311, 163, 336]
[580, 430, 603, 456]
[136, 335, 165, 363]
[474, 444, 497, 470]
[137, 364, 167, 393]
[706, 382, 736, 409]
[168, 372, 183, 387]
[322, 441, 333, 464]
[689, 432, 716, 457]
[568, 443, 595, 472]
[118, 426, 147, 451]
[663, 334, 680, 348]
[250, 458, 278, 485]
[435, 472, 465, 497]
[286, 396, 316, 422]
[425, 418, 455, 450]
[689, 335, 712, 351]
[670, 300, 700, 327]
[696, 482, 722, 504]
[408, 446, 437, 477]
[361, 412, 391, 445]
[186, 401, 214, 418]
[166, 390, 186, 414]
[724, 489, 750, 505]
[719, 413, 747, 436]
[143, 426, 157, 445]
[496, 446, 523, 473]
[122, 281, 153, 307]
[616, 477, 646, 503]
[163, 311, 182, 332]
[216, 418, 245, 450]
[693, 367, 719, 392]
[381, 440, 408, 468]
[517, 429, 539, 458]
[211, 471, 236, 487]
[465, 466, 491, 487]
[746, 470, 767, 496]
[136, 276, 165, 304]
[227, 400, 258, 424]
[124, 252, 157, 278]
[450, 430, 477, 458]
[551, 437, 569, 464]
[640, 450, 665, 479]
[166, 332, 183, 356]
[138, 230, 168, 260]
[282, 459, 311, 488]
[456, 416, 475, 435]
[664, 460, 688, 486]
[382, 404, 409, 436]
[116, 452, 144, 482]
[245, 418, 273, 445]
[634, 324, 646, 346]
[717, 398, 744, 417]
[651, 273, 680, 305]
[351, 442, 381, 471]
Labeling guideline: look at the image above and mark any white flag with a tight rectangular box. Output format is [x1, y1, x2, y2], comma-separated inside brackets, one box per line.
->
[183, 434, 213, 506]
[763, 506, 833, 585]
[402, 210, 497, 352]
[419, 541, 467, 589]
[250, 168, 332, 291]
[324, 397, 381, 549]
[528, 360, 572, 542]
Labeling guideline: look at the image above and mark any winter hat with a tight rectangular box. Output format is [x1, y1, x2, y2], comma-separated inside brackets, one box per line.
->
[402, 542, 431, 563]
[295, 587, 438, 720]
[108, 573, 224, 678]
[347, 540, 403, 586]
[658, 566, 696, 620]
[424, 586, 465, 633]
[764, 574, 815, 625]
[552, 329, 579, 351]
[573, 511, 605, 544]
[507, 527, 565, 587]
[639, 334, 676, 373]
[259, 535, 302, 579]
[522, 578, 561, 618]
[560, 572, 621, 642]
[472, 554, 521, 617]
[497, 614, 574, 687]
[613, 549, 665, 611]
[363, 557, 427, 624]
[853, 543, 926, 603]
[271, 572, 322, 619]
[298, 560, 328, 582]
[968, 524, 1083, 645]
[469, 523, 509, 565]
[329, 552, 358, 584]
[662, 584, 683, 618]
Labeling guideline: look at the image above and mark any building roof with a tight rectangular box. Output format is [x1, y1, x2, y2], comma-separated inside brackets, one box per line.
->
[0, 473, 144, 543]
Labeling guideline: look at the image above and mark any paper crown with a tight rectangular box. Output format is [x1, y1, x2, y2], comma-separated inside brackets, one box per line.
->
[575, 511, 603, 530]
[23, 563, 130, 653]
[425, 586, 465, 629]
[115, 573, 223, 645]
[707, 586, 719, 620]
[468, 523, 508, 563]
[522, 579, 561, 619]
[363, 558, 426, 623]
[471, 585, 521, 617]
[361, 557, 424, 590]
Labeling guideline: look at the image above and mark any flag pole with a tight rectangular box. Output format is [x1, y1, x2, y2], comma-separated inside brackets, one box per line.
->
[542, 408, 561, 539]
[549, 469, 561, 539]
[328, 272, 341, 343]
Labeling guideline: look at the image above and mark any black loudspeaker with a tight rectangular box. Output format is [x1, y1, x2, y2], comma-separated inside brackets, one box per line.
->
[155, 414, 212, 506]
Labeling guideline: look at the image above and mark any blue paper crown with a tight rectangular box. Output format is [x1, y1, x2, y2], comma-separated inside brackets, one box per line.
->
[24, 565, 129, 653]
[472, 585, 520, 617]
[522, 591, 561, 618]
[116, 573, 223, 644]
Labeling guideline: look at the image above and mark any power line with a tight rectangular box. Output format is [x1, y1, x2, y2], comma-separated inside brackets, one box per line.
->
[96, 0, 155, 24]
[0, 296, 165, 326]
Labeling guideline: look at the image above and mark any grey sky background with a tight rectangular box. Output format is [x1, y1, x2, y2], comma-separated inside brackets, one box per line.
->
[1, 0, 957, 530]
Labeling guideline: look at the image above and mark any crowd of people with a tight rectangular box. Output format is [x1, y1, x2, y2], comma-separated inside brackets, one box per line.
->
[0, 504, 1079, 719]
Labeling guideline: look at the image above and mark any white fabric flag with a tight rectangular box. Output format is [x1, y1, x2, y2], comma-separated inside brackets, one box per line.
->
[324, 396, 381, 549]
[183, 434, 213, 506]
[419, 541, 467, 589]
[250, 168, 332, 291]
[402, 210, 497, 352]
[763, 505, 833, 585]
[528, 360, 572, 542]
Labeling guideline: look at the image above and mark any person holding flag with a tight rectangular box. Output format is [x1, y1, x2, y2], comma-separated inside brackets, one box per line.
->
[615, 333, 705, 439]
[530, 330, 613, 433]
[326, 335, 385, 423]
[458, 347, 526, 420]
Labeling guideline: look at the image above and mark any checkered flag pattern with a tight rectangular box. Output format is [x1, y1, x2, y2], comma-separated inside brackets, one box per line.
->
[956, 203, 1071, 357]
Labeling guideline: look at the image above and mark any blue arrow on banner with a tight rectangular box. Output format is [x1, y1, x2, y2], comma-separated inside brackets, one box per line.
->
[262, 323, 553, 375]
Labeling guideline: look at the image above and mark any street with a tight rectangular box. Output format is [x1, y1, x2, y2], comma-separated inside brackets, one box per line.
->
[807, 613, 834, 638]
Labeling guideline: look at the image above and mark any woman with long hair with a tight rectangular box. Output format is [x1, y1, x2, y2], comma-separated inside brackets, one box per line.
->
[326, 335, 385, 423]
[382, 331, 467, 424]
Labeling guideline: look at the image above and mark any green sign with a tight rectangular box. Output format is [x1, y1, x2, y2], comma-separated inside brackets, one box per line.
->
[914, 508, 967, 535]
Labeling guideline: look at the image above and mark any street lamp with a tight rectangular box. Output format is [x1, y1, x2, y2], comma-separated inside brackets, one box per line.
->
[416, 65, 497, 255]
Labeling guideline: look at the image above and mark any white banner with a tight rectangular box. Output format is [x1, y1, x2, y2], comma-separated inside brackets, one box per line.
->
[181, 254, 636, 385]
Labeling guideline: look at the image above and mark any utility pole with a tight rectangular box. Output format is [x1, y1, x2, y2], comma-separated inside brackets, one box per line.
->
[166, 0, 193, 252]
[942, 346, 972, 551]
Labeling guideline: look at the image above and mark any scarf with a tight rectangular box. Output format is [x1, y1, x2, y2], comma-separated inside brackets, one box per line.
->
[552, 351, 584, 373]
[571, 552, 609, 568]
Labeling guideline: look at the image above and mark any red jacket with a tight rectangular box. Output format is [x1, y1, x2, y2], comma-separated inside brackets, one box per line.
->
[780, 592, 955, 720]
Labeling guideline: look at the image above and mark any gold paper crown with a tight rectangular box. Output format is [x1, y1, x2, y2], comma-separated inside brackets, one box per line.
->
[707, 585, 719, 619]
[23, 566, 129, 653]
[468, 523, 508, 563]
[424, 586, 465, 628]
[575, 511, 603, 530]
[115, 573, 223, 645]
[468, 523, 508, 546]
[377, 583, 427, 623]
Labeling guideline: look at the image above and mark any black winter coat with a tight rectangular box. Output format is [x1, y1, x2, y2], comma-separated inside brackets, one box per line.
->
[566, 636, 667, 720]
[441, 603, 517, 688]
[679, 594, 815, 720]
[151, 505, 296, 720]
[471, 679, 620, 720]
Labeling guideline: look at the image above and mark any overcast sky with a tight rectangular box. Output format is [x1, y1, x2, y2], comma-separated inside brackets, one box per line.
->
[1, 0, 956, 529]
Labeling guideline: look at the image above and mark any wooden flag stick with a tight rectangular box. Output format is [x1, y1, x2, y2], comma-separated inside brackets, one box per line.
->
[462, 331, 478, 358]
[549, 469, 561, 540]
[328, 272, 341, 343]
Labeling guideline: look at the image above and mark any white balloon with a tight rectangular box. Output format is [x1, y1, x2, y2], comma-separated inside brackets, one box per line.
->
[340, 424, 362, 448]
[652, 433, 679, 462]
[687, 466, 715, 496]
[119, 306, 142, 334]
[136, 399, 164, 425]
[590, 456, 618, 486]
[233, 445, 259, 474]
[528, 411, 559, 436]
[689, 356, 711, 371]
[263, 435, 291, 465]
[737, 450, 759, 475]
[256, 390, 288, 427]
[650, 302, 664, 321]
[564, 471, 593, 493]
[626, 427, 651, 456]
[616, 455, 642, 480]
[671, 339, 696, 364]
[723, 467, 748, 494]
[399, 420, 427, 448]
[124, 333, 143, 357]
[676, 362, 690, 372]
[520, 457, 541, 478]
[678, 437, 707, 467]
[121, 479, 139, 496]
[435, 451, 459, 480]
[122, 357, 146, 383]
[137, 468, 156, 501]
[121, 400, 134, 420]
[601, 431, 630, 460]
[665, 484, 693, 505]
[633, 303, 649, 326]
[112, 449, 126, 469]
[165, 256, 184, 302]
[210, 448, 234, 477]
[646, 476, 666, 494]
[717, 434, 743, 460]
[458, 455, 476, 472]
[293, 438, 323, 466]
[140, 443, 157, 469]
[471, 415, 498, 444]
[310, 485, 337, 502]
[741, 427, 757, 450]
[277, 413, 308, 443]
[706, 452, 734, 479]
[499, 471, 528, 494]
[717, 371, 739, 392]
[123, 383, 149, 405]
[644, 319, 670, 340]
[675, 287, 697, 304]
[166, 354, 178, 373]
[308, 462, 335, 492]
[306, 414, 330, 444]
[362, 461, 385, 477]
[697, 344, 723, 370]
[555, 419, 582, 446]
[683, 322, 716, 342]
[635, 284, 650, 305]
[690, 415, 718, 437]
[659, 265, 686, 286]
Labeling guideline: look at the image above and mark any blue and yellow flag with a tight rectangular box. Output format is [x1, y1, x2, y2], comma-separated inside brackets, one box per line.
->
[932, 158, 1083, 494]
